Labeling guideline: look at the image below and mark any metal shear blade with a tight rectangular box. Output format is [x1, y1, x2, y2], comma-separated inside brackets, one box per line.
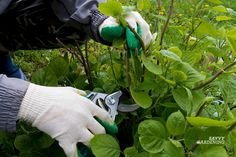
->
[86, 90, 139, 120]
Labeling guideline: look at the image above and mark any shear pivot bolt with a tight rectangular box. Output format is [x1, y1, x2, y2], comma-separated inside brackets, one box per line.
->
[107, 97, 116, 105]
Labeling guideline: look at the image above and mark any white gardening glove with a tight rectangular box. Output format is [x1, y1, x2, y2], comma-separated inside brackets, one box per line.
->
[99, 11, 153, 55]
[18, 83, 113, 157]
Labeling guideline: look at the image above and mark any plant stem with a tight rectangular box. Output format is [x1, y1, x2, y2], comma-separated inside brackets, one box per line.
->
[127, 24, 146, 52]
[126, 45, 131, 88]
[84, 41, 94, 88]
[159, 0, 174, 49]
[189, 143, 199, 153]
[184, 21, 202, 50]
[193, 60, 236, 90]
[56, 38, 83, 64]
[228, 121, 236, 132]
[108, 48, 117, 81]
[195, 102, 207, 116]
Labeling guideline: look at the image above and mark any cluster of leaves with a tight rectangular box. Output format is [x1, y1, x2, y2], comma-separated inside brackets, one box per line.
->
[90, 0, 236, 157]
[1, 0, 236, 157]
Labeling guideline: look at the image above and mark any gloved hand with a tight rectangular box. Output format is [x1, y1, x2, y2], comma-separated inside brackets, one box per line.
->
[18, 83, 113, 157]
[99, 11, 153, 55]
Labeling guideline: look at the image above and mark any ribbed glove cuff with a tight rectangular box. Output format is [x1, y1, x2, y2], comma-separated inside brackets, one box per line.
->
[18, 84, 51, 123]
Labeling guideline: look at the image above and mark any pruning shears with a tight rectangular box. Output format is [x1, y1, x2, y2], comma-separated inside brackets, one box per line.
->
[77, 90, 140, 157]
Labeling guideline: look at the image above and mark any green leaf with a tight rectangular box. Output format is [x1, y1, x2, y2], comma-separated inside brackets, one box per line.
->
[137, 0, 151, 11]
[98, 0, 123, 17]
[91, 134, 120, 157]
[166, 111, 185, 136]
[192, 91, 206, 113]
[195, 21, 219, 37]
[175, 63, 205, 87]
[124, 146, 138, 157]
[184, 127, 203, 148]
[130, 87, 152, 109]
[31, 67, 58, 86]
[14, 135, 35, 151]
[150, 141, 184, 157]
[227, 28, 236, 55]
[216, 16, 233, 21]
[138, 120, 167, 153]
[49, 57, 69, 79]
[186, 117, 235, 127]
[88, 54, 97, 64]
[212, 5, 227, 13]
[218, 75, 236, 104]
[206, 0, 222, 4]
[142, 55, 162, 75]
[137, 152, 150, 157]
[168, 47, 182, 57]
[172, 70, 187, 82]
[172, 87, 192, 112]
[191, 146, 227, 157]
[160, 50, 182, 62]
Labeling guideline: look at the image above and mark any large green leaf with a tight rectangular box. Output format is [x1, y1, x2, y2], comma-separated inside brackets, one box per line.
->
[98, 0, 123, 17]
[172, 87, 192, 112]
[138, 120, 167, 153]
[150, 141, 184, 157]
[91, 134, 120, 157]
[191, 146, 227, 157]
[187, 117, 235, 127]
[142, 55, 162, 75]
[181, 63, 206, 87]
[195, 21, 219, 37]
[166, 111, 186, 136]
[130, 87, 152, 109]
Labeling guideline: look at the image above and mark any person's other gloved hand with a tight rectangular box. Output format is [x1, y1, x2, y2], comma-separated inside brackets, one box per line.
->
[99, 11, 153, 56]
[18, 83, 113, 157]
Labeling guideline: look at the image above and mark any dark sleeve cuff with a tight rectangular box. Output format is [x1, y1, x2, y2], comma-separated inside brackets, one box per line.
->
[89, 10, 112, 46]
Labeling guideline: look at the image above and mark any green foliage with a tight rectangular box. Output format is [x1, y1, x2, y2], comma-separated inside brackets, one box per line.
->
[166, 111, 185, 136]
[90, 134, 120, 157]
[137, 0, 150, 11]
[130, 87, 152, 109]
[98, 0, 123, 17]
[138, 120, 167, 153]
[7, 0, 236, 157]
[187, 117, 235, 127]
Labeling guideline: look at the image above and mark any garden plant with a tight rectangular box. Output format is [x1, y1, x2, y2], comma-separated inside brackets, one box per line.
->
[1, 0, 236, 157]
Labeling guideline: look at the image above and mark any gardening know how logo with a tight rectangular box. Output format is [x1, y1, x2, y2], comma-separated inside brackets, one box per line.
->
[196, 136, 225, 145]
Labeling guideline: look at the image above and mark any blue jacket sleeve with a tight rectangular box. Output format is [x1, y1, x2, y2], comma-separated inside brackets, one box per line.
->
[0, 75, 29, 132]
[50, 0, 111, 45]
